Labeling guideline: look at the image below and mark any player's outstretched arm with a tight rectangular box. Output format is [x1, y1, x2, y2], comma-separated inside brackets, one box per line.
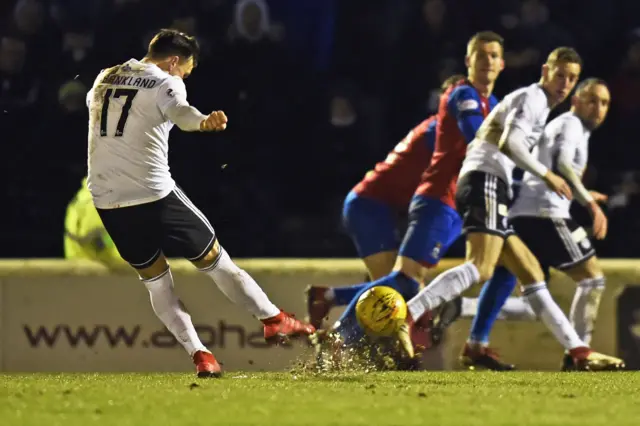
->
[164, 103, 208, 132]
[157, 76, 226, 132]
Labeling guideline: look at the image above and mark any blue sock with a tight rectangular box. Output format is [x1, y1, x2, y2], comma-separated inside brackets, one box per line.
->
[468, 266, 517, 344]
[333, 284, 369, 306]
[335, 271, 420, 345]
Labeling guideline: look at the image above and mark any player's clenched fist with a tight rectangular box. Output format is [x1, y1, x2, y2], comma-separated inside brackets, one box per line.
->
[200, 111, 228, 131]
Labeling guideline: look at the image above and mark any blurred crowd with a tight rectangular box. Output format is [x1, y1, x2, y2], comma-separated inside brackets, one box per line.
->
[2, 0, 640, 259]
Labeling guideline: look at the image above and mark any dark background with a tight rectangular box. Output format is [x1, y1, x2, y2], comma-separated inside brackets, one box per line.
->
[2, 0, 640, 259]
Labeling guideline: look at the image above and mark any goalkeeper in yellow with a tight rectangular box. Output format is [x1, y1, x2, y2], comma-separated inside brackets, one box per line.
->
[64, 177, 124, 268]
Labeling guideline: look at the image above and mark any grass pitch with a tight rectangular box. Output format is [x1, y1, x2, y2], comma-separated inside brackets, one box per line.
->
[1, 372, 638, 426]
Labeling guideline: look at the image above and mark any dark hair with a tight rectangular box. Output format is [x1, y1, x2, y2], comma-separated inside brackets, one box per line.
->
[575, 78, 608, 96]
[547, 47, 582, 67]
[147, 29, 200, 66]
[467, 31, 504, 54]
[441, 74, 466, 92]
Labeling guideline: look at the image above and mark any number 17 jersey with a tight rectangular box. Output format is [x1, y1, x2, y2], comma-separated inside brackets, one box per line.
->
[87, 58, 188, 209]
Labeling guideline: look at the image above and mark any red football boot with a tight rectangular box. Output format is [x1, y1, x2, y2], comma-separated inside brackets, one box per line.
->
[305, 286, 334, 329]
[410, 310, 434, 354]
[263, 310, 316, 345]
[568, 346, 625, 371]
[192, 350, 222, 378]
[459, 343, 515, 371]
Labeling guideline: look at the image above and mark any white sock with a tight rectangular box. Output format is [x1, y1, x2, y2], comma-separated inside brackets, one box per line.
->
[497, 297, 538, 321]
[407, 262, 480, 321]
[523, 282, 586, 350]
[569, 276, 605, 345]
[460, 296, 538, 321]
[325, 288, 335, 301]
[143, 268, 207, 356]
[460, 297, 478, 318]
[201, 248, 280, 320]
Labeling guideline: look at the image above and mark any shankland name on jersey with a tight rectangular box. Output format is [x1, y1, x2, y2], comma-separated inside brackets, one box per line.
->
[87, 58, 200, 209]
[101, 74, 158, 89]
[459, 83, 551, 188]
[352, 116, 436, 208]
[510, 111, 590, 219]
[414, 80, 497, 208]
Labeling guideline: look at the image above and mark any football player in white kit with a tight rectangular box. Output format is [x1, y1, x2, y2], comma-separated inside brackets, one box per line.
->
[447, 78, 616, 370]
[86, 29, 315, 378]
[402, 47, 623, 370]
[509, 78, 612, 369]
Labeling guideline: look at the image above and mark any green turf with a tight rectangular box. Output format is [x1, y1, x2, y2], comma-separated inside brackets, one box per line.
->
[1, 372, 638, 425]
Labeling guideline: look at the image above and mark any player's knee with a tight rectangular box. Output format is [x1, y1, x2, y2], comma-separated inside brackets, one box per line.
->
[137, 254, 169, 280]
[519, 266, 545, 286]
[473, 261, 497, 283]
[465, 232, 504, 282]
[191, 239, 221, 269]
[466, 253, 498, 283]
[579, 275, 605, 291]
[566, 257, 603, 282]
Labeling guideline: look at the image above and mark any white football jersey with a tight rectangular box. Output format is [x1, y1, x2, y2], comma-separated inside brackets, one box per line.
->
[87, 58, 189, 209]
[510, 112, 591, 219]
[459, 83, 551, 188]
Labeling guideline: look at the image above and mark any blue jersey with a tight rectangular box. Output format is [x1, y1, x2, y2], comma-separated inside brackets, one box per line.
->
[416, 81, 498, 208]
[447, 84, 499, 144]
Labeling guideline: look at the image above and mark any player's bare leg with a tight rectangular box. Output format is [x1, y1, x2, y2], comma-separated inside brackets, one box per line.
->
[137, 254, 221, 378]
[306, 250, 398, 329]
[560, 256, 607, 370]
[424, 233, 512, 370]
[365, 250, 399, 281]
[500, 236, 623, 371]
[456, 235, 536, 371]
[400, 233, 504, 363]
[193, 239, 315, 345]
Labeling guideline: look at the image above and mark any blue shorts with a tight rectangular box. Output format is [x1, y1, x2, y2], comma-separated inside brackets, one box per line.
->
[342, 191, 399, 258]
[398, 195, 462, 266]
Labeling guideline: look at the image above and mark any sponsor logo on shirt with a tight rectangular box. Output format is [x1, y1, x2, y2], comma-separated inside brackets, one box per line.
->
[458, 99, 479, 112]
